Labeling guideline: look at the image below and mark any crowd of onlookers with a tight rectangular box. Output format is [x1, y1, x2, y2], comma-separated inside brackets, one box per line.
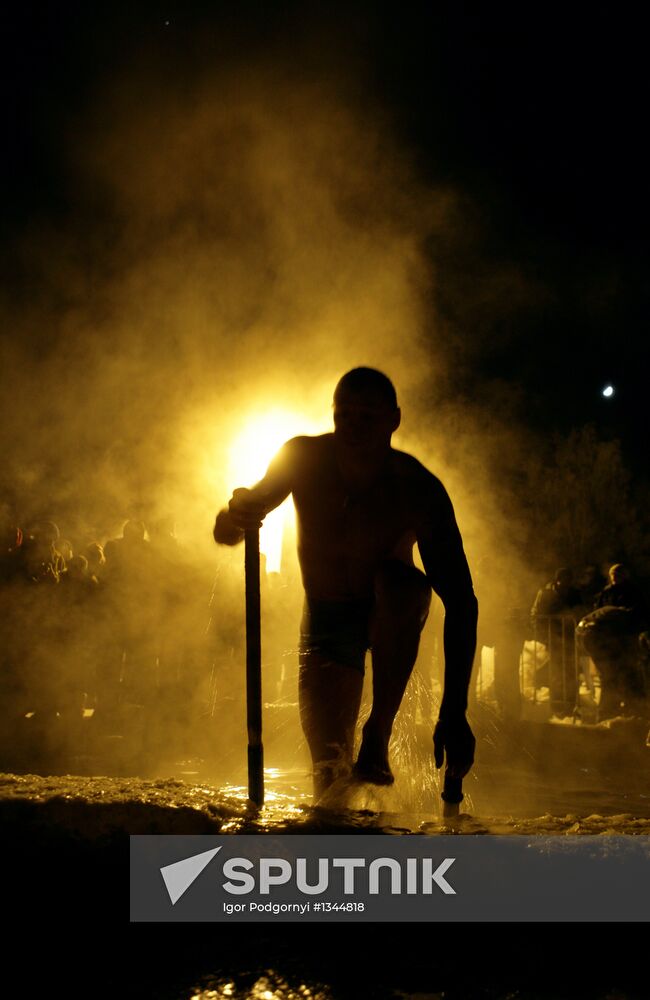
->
[3, 508, 649, 762]
[531, 563, 648, 627]
[529, 563, 650, 720]
[0, 509, 308, 775]
[0, 514, 222, 753]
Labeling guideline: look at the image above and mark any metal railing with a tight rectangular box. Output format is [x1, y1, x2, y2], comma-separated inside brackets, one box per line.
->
[520, 614, 584, 719]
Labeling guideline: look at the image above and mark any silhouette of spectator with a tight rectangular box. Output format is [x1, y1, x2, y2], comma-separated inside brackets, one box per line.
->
[148, 516, 179, 562]
[55, 554, 98, 717]
[595, 564, 649, 626]
[577, 564, 650, 719]
[61, 554, 95, 586]
[103, 519, 150, 581]
[22, 520, 64, 582]
[100, 520, 155, 714]
[0, 521, 23, 584]
[146, 516, 203, 759]
[56, 538, 74, 564]
[0, 519, 26, 718]
[84, 542, 106, 582]
[532, 567, 582, 619]
[9, 521, 69, 719]
[531, 567, 582, 717]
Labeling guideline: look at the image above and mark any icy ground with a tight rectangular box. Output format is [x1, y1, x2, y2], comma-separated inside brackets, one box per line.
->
[4, 764, 648, 1000]
[2, 768, 650, 837]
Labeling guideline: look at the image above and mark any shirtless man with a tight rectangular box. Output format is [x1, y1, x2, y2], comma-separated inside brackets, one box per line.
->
[214, 367, 478, 798]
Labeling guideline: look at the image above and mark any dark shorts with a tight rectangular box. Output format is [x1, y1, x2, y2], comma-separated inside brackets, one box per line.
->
[299, 597, 373, 673]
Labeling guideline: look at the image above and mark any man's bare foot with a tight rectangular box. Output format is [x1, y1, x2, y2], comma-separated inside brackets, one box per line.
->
[353, 737, 394, 785]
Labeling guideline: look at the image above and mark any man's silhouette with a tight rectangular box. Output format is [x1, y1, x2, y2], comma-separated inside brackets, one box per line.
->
[214, 368, 478, 798]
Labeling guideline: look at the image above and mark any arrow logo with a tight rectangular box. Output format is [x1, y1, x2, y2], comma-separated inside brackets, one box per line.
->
[160, 846, 222, 905]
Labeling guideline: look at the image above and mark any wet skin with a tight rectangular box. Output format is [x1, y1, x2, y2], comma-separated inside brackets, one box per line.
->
[214, 387, 477, 797]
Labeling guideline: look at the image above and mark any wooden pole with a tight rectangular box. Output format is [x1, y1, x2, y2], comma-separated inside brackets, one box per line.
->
[442, 772, 463, 819]
[245, 528, 264, 806]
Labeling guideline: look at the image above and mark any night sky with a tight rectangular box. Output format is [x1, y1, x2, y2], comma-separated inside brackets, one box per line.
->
[2, 3, 647, 472]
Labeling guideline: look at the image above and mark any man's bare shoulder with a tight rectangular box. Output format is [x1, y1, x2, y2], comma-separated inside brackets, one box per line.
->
[390, 448, 447, 491]
[275, 434, 333, 480]
[282, 433, 333, 459]
[291, 432, 333, 447]
[390, 448, 456, 524]
[391, 449, 463, 549]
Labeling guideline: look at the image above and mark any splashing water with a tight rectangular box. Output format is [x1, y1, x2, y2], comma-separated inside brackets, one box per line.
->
[189, 972, 332, 1000]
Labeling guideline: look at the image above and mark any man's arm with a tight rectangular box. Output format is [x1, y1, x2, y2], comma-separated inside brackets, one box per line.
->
[415, 475, 478, 777]
[213, 437, 299, 545]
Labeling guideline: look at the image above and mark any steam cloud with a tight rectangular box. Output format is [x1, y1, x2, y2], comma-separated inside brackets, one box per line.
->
[3, 20, 637, 795]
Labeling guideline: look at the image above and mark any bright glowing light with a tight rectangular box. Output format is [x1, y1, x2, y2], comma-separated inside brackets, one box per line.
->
[230, 411, 301, 485]
[230, 410, 305, 573]
[602, 385, 615, 398]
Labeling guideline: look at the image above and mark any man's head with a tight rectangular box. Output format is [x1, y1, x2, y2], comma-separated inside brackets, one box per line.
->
[85, 542, 106, 567]
[123, 519, 146, 543]
[609, 563, 628, 584]
[30, 520, 60, 546]
[333, 368, 400, 453]
[554, 567, 574, 591]
[67, 554, 89, 581]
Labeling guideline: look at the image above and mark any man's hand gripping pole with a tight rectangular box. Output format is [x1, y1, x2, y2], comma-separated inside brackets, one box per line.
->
[433, 715, 475, 818]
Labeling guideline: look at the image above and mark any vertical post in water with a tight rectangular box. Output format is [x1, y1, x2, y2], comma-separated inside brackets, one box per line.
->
[442, 772, 463, 819]
[245, 528, 264, 806]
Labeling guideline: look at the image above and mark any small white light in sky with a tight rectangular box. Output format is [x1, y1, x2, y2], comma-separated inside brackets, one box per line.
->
[602, 385, 615, 398]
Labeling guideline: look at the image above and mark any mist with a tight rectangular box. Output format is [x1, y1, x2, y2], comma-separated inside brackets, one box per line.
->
[1, 18, 645, 801]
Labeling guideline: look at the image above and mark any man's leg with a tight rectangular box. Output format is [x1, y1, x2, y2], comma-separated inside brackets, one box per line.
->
[355, 560, 431, 784]
[595, 654, 623, 720]
[299, 651, 364, 799]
